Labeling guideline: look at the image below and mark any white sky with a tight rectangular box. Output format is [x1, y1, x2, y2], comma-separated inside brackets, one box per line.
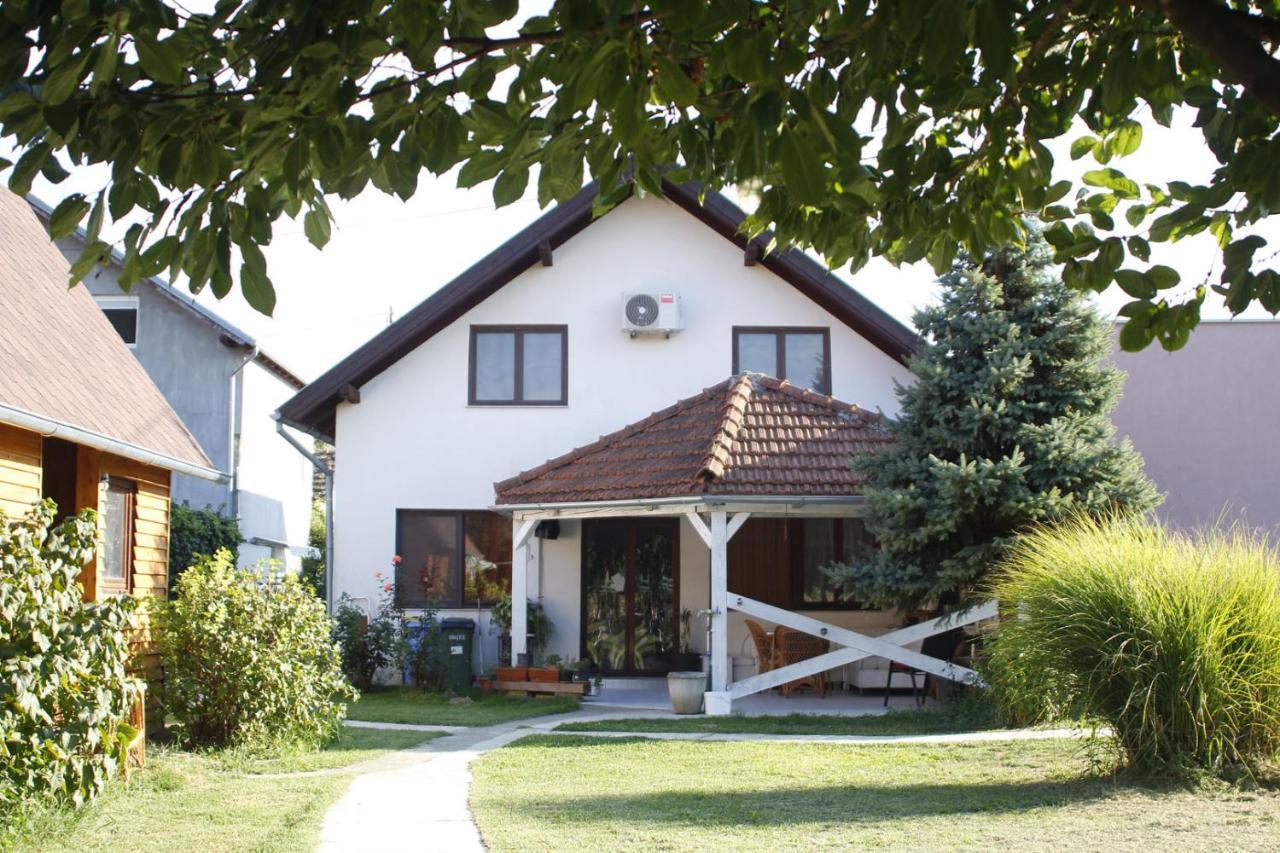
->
[11, 23, 1277, 380]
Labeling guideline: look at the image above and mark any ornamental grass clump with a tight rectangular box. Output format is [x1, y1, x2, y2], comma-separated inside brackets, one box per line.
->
[984, 515, 1280, 779]
[156, 550, 355, 749]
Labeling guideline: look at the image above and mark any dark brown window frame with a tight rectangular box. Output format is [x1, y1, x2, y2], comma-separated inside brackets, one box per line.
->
[731, 326, 832, 394]
[790, 517, 875, 612]
[99, 476, 136, 595]
[394, 509, 512, 609]
[468, 325, 569, 406]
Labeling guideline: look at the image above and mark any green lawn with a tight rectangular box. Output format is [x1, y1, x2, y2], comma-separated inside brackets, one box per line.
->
[471, 736, 1280, 852]
[556, 706, 1009, 736]
[348, 686, 579, 726]
[6, 727, 434, 852]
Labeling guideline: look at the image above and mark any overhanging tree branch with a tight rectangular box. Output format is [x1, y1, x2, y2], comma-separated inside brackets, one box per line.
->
[1158, 0, 1280, 116]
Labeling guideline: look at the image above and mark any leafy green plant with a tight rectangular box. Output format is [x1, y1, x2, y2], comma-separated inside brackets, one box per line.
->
[299, 498, 326, 599]
[332, 567, 404, 691]
[983, 515, 1280, 779]
[155, 550, 354, 749]
[491, 596, 554, 664]
[0, 501, 142, 812]
[167, 503, 241, 590]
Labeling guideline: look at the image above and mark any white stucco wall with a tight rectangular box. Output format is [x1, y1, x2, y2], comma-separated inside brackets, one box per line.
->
[236, 362, 315, 571]
[330, 193, 913, 668]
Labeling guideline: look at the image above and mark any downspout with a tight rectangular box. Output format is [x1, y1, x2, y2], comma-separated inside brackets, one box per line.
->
[274, 416, 334, 613]
[226, 344, 259, 517]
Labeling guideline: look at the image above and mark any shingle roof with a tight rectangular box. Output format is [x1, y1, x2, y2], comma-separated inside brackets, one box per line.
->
[493, 373, 894, 505]
[0, 188, 214, 472]
[278, 179, 920, 441]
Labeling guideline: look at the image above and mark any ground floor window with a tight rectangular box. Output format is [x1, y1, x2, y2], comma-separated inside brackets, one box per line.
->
[728, 517, 876, 610]
[99, 477, 136, 594]
[394, 510, 511, 608]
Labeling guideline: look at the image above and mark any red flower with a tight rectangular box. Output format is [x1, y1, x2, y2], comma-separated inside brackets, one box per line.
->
[383, 582, 394, 592]
[391, 555, 403, 565]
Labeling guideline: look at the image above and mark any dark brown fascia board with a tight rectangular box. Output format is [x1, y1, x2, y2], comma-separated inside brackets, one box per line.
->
[278, 179, 919, 440]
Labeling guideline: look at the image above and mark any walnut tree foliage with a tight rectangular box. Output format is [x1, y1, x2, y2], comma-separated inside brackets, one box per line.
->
[2, 0, 1279, 346]
[824, 236, 1161, 610]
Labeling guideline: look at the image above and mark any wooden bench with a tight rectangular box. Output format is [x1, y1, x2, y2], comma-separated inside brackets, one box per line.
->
[493, 680, 587, 697]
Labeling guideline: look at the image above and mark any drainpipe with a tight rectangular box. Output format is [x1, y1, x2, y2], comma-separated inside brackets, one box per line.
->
[274, 416, 334, 613]
[226, 343, 259, 517]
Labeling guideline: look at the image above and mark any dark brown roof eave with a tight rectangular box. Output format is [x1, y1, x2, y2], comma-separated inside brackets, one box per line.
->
[278, 180, 919, 441]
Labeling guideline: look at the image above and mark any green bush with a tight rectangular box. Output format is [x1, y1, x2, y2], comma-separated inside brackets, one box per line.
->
[984, 515, 1280, 778]
[332, 581, 403, 691]
[156, 550, 354, 749]
[168, 503, 241, 588]
[0, 501, 142, 811]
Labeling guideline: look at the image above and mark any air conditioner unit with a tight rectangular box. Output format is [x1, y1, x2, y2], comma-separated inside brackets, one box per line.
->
[621, 292, 683, 337]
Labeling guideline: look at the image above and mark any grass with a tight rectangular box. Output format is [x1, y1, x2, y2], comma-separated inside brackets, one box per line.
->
[5, 726, 433, 852]
[556, 704, 1007, 736]
[348, 686, 579, 726]
[471, 736, 1280, 852]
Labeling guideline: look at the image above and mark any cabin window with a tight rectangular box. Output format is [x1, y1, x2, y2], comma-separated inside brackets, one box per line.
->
[95, 296, 139, 346]
[732, 327, 831, 393]
[394, 510, 512, 608]
[468, 326, 568, 405]
[99, 477, 136, 594]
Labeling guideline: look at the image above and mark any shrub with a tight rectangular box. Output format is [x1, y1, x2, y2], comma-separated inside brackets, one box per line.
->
[984, 515, 1280, 778]
[155, 550, 354, 749]
[168, 503, 241, 588]
[299, 499, 326, 599]
[0, 502, 142, 811]
[332, 586, 403, 691]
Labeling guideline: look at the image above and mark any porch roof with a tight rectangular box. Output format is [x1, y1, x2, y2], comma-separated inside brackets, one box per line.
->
[493, 373, 893, 510]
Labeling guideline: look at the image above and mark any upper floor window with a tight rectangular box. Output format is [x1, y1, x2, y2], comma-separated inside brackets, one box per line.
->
[469, 326, 568, 405]
[95, 296, 139, 346]
[732, 327, 831, 394]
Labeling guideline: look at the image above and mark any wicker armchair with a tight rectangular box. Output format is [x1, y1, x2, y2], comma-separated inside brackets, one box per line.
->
[774, 626, 830, 698]
[745, 619, 778, 674]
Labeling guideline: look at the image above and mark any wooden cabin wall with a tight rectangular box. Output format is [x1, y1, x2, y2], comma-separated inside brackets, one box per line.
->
[0, 422, 42, 516]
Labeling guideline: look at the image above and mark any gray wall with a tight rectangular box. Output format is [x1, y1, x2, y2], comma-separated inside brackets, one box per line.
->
[1111, 321, 1280, 532]
[63, 237, 237, 513]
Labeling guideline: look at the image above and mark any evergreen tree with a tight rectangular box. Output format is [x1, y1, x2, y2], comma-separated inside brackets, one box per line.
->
[829, 237, 1161, 610]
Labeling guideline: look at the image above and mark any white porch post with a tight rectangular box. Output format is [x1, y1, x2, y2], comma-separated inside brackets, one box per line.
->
[706, 510, 731, 715]
[511, 518, 538, 664]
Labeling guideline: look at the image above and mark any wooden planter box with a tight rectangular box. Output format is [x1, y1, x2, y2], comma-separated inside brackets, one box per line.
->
[495, 666, 528, 682]
[527, 666, 561, 684]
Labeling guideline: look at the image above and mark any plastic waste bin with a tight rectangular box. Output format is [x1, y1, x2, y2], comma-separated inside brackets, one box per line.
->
[439, 617, 476, 693]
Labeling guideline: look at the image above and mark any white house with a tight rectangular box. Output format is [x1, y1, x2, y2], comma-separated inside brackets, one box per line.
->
[278, 179, 966, 710]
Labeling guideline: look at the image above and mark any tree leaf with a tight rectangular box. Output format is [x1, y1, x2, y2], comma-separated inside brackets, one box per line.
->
[1114, 269, 1155, 299]
[1069, 136, 1097, 161]
[1082, 168, 1139, 199]
[778, 129, 825, 206]
[303, 209, 331, 249]
[1146, 265, 1180, 290]
[492, 167, 529, 208]
[1109, 120, 1143, 157]
[48, 194, 89, 239]
[134, 36, 184, 86]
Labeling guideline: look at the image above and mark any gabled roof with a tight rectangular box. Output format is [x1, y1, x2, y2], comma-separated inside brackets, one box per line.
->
[0, 188, 217, 476]
[278, 179, 920, 440]
[493, 373, 894, 506]
[26, 197, 305, 390]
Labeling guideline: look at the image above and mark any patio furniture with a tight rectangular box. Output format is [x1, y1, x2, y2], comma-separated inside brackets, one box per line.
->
[774, 626, 830, 697]
[745, 619, 778, 674]
[883, 627, 965, 707]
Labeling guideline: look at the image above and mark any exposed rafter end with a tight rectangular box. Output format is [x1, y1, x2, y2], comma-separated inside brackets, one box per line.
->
[538, 239, 553, 267]
[338, 383, 361, 404]
[743, 243, 761, 267]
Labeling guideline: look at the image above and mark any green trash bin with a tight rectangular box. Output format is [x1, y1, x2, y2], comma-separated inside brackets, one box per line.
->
[439, 617, 476, 693]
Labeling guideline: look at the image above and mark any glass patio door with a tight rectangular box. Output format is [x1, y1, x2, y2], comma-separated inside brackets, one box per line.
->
[582, 519, 679, 675]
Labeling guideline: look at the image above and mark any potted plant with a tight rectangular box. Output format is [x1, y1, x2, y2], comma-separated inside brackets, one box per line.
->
[572, 658, 593, 695]
[529, 653, 561, 683]
[557, 657, 576, 683]
[494, 664, 528, 683]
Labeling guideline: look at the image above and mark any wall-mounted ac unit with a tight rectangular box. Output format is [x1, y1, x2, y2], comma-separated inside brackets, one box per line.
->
[622, 292, 683, 337]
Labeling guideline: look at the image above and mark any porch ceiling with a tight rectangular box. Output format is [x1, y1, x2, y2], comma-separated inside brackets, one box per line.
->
[493, 373, 893, 512]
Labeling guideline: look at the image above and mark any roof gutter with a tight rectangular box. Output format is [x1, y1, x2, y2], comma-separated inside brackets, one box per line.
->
[492, 494, 866, 514]
[0, 402, 227, 482]
[274, 415, 335, 613]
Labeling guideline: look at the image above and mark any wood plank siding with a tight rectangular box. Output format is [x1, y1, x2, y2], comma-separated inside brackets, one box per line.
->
[0, 425, 172, 735]
[0, 422, 42, 517]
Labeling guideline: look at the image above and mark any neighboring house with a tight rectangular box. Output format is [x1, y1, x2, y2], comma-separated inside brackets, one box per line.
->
[278, 178, 925, 708]
[0, 187, 222, 733]
[28, 198, 315, 572]
[1111, 320, 1280, 532]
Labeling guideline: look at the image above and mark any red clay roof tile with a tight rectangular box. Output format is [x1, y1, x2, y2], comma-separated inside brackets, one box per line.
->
[494, 374, 894, 505]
